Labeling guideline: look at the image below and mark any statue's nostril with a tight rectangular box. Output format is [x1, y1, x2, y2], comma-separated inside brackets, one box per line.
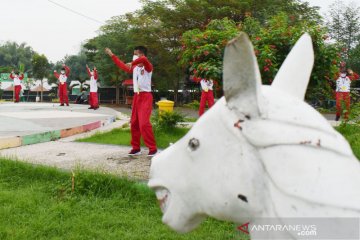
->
[188, 138, 200, 151]
[238, 194, 248, 203]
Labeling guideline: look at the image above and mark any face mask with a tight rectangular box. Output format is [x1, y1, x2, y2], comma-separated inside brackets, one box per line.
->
[61, 71, 65, 74]
[133, 55, 139, 61]
[341, 73, 346, 77]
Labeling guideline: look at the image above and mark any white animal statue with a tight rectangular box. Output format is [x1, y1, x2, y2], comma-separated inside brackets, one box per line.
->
[148, 33, 360, 239]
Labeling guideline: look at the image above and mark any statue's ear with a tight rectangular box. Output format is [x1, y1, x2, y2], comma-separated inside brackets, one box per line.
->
[223, 32, 262, 118]
[271, 33, 314, 100]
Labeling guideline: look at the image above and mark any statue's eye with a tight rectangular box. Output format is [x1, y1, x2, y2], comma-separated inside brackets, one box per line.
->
[188, 138, 200, 151]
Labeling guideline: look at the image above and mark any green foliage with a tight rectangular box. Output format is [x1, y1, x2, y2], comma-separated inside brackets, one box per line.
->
[63, 50, 91, 81]
[19, 63, 25, 73]
[184, 100, 200, 110]
[325, 0, 360, 58]
[348, 102, 360, 122]
[84, 0, 320, 97]
[335, 124, 360, 160]
[180, 18, 239, 82]
[0, 158, 237, 239]
[180, 12, 341, 99]
[151, 110, 185, 130]
[0, 41, 35, 73]
[78, 126, 189, 149]
[31, 54, 50, 79]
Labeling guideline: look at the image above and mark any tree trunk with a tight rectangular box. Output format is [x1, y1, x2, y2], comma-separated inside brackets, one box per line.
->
[41, 79, 43, 102]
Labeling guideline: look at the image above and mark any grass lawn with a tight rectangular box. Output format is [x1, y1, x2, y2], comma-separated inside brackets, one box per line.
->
[335, 123, 360, 160]
[0, 159, 245, 240]
[77, 127, 190, 149]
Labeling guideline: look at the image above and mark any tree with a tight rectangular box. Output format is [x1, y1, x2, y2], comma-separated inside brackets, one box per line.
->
[0, 41, 35, 72]
[326, 0, 360, 60]
[180, 13, 341, 102]
[64, 51, 89, 81]
[32, 54, 50, 101]
[83, 0, 321, 104]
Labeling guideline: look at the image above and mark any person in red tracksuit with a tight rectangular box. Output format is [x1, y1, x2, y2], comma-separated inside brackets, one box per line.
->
[54, 64, 70, 106]
[9, 70, 24, 103]
[86, 65, 99, 110]
[105, 46, 158, 157]
[334, 67, 359, 121]
[199, 78, 215, 116]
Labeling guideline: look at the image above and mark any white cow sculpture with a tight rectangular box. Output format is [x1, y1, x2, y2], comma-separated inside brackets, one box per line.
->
[148, 33, 360, 239]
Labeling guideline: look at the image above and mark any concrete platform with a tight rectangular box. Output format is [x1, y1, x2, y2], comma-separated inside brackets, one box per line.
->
[0, 102, 123, 149]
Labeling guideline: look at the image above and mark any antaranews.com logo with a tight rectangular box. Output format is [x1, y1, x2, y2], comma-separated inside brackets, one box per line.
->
[236, 218, 359, 239]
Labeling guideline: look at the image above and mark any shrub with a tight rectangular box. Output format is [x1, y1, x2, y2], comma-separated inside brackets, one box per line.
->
[151, 110, 185, 130]
[184, 100, 200, 110]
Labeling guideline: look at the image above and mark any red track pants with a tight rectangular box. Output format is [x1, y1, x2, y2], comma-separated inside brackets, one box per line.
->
[130, 92, 157, 151]
[14, 85, 21, 102]
[336, 92, 350, 119]
[59, 83, 69, 105]
[89, 92, 99, 108]
[199, 90, 215, 116]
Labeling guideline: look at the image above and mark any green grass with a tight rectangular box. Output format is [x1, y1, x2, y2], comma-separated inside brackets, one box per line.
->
[0, 159, 246, 240]
[77, 127, 190, 149]
[336, 123, 360, 160]
[184, 117, 198, 122]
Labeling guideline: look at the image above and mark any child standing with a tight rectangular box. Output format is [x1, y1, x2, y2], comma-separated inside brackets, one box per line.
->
[54, 64, 70, 106]
[199, 78, 215, 116]
[86, 65, 99, 110]
[105, 46, 158, 157]
[9, 70, 24, 103]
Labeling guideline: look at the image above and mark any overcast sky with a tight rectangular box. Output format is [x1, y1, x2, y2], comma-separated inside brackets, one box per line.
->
[0, 0, 357, 63]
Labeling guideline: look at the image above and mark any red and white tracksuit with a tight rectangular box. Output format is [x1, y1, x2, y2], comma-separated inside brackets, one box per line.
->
[86, 67, 99, 109]
[54, 66, 70, 105]
[9, 73, 24, 102]
[336, 76, 351, 119]
[111, 54, 157, 152]
[199, 79, 215, 116]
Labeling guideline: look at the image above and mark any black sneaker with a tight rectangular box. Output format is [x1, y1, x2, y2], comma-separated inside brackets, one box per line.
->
[335, 115, 340, 121]
[88, 107, 94, 109]
[147, 150, 158, 157]
[128, 149, 141, 156]
[66, 103, 69, 106]
[60, 104, 64, 106]
[93, 107, 99, 110]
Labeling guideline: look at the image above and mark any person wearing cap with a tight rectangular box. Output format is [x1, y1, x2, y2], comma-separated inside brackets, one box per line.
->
[105, 46, 158, 157]
[199, 78, 215, 116]
[54, 64, 70, 106]
[86, 65, 99, 110]
[335, 69, 352, 121]
[9, 70, 24, 103]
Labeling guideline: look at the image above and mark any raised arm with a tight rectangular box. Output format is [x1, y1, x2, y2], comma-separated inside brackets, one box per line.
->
[86, 65, 91, 77]
[94, 68, 98, 80]
[131, 56, 153, 72]
[9, 71, 14, 79]
[53, 70, 60, 79]
[105, 48, 132, 74]
[111, 55, 133, 73]
[65, 65, 70, 77]
[19, 73, 24, 80]
[350, 72, 359, 81]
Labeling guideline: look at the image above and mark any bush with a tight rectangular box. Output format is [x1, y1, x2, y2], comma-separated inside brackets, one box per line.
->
[151, 110, 185, 130]
[184, 100, 200, 110]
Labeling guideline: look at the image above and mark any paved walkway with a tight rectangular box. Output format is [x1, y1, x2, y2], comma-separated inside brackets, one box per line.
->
[0, 102, 123, 138]
[0, 110, 152, 180]
[0, 103, 342, 181]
